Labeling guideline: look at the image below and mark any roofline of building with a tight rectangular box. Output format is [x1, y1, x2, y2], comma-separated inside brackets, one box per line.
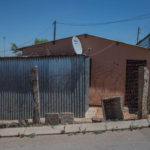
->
[0, 54, 88, 60]
[136, 33, 150, 45]
[17, 34, 88, 50]
[84, 34, 150, 52]
[18, 33, 150, 52]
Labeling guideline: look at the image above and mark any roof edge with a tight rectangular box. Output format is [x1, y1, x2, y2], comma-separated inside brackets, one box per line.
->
[17, 33, 88, 51]
[136, 33, 150, 45]
[18, 33, 150, 52]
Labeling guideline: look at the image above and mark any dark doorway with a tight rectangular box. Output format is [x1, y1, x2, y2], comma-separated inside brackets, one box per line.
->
[125, 60, 147, 113]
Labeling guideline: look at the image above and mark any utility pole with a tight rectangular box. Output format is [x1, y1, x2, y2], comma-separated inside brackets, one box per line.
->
[2, 36, 6, 57]
[53, 20, 56, 41]
[137, 26, 140, 44]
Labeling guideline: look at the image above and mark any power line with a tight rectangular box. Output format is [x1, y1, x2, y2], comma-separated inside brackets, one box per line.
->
[0, 25, 50, 56]
[18, 25, 50, 47]
[57, 13, 150, 26]
[90, 43, 115, 57]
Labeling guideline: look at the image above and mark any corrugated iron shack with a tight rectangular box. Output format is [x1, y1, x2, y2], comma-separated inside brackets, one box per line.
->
[0, 55, 89, 120]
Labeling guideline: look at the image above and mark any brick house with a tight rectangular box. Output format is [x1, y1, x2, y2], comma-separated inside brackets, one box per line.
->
[19, 34, 150, 110]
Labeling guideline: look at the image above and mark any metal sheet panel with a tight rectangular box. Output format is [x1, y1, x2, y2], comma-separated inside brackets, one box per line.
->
[0, 56, 89, 120]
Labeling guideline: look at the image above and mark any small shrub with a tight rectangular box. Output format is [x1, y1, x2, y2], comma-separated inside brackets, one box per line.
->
[78, 127, 81, 133]
[68, 133, 73, 136]
[82, 128, 87, 134]
[19, 134, 25, 138]
[93, 130, 105, 135]
[60, 126, 66, 134]
[27, 133, 36, 138]
[111, 128, 115, 132]
[129, 125, 138, 131]
[60, 130, 65, 134]
[43, 122, 49, 126]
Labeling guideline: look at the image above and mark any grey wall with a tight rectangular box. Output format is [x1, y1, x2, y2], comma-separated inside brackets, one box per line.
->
[0, 56, 89, 120]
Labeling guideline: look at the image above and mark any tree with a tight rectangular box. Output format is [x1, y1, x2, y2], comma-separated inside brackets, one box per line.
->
[10, 43, 22, 56]
[10, 38, 48, 56]
[34, 38, 48, 45]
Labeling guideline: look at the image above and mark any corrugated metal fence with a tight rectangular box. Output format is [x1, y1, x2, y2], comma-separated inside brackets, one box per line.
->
[0, 56, 89, 120]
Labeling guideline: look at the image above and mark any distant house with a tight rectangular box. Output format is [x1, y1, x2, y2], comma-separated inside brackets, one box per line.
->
[19, 34, 150, 113]
[137, 33, 150, 49]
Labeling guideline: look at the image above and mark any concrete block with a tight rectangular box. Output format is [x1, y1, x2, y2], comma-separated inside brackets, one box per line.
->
[0, 128, 26, 137]
[25, 125, 65, 135]
[85, 107, 99, 119]
[131, 119, 149, 128]
[74, 118, 92, 123]
[80, 122, 106, 132]
[45, 113, 59, 125]
[102, 97, 124, 121]
[106, 120, 132, 130]
[0, 119, 149, 137]
[60, 112, 74, 124]
[65, 122, 106, 133]
[147, 118, 150, 126]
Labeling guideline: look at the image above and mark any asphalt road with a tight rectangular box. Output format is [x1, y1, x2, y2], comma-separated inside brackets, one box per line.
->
[0, 128, 150, 150]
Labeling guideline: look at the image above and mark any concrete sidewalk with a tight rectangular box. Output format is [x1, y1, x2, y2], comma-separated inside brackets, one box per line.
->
[0, 118, 150, 137]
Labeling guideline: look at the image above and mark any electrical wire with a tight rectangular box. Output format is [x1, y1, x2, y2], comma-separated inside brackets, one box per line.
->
[90, 43, 115, 57]
[1, 13, 150, 56]
[18, 25, 50, 47]
[0, 25, 51, 55]
[57, 13, 150, 26]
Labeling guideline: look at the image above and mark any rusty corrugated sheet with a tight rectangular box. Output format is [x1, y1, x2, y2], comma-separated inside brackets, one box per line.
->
[0, 56, 89, 120]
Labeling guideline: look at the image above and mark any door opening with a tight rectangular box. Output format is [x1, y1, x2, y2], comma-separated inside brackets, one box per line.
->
[125, 60, 147, 113]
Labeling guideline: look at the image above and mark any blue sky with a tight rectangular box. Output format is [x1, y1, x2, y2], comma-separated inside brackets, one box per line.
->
[0, 0, 150, 56]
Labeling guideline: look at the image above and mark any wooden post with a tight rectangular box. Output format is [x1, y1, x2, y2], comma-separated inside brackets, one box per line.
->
[138, 66, 149, 119]
[53, 20, 56, 41]
[30, 66, 40, 124]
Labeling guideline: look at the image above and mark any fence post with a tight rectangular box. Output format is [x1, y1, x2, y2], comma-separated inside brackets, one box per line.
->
[30, 66, 40, 124]
[138, 66, 149, 119]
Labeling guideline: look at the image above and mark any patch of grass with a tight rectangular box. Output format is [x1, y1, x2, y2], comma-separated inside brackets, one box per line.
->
[60, 130, 65, 134]
[82, 128, 87, 134]
[68, 133, 74, 136]
[43, 122, 49, 126]
[27, 133, 36, 138]
[129, 125, 138, 131]
[60, 126, 66, 134]
[111, 128, 115, 132]
[138, 126, 143, 130]
[93, 130, 105, 135]
[73, 132, 77, 135]
[24, 122, 33, 127]
[19, 134, 25, 138]
[78, 127, 81, 133]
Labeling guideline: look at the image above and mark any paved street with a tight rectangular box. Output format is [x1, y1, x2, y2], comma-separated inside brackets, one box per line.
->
[0, 128, 150, 150]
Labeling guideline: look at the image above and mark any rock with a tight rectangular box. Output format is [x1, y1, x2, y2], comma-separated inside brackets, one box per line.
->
[0, 124, 8, 128]
[9, 122, 19, 128]
[60, 112, 74, 124]
[92, 117, 103, 123]
[45, 113, 60, 125]
[19, 120, 27, 126]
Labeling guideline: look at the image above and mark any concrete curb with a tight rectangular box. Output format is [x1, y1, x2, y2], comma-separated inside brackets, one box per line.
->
[0, 119, 149, 137]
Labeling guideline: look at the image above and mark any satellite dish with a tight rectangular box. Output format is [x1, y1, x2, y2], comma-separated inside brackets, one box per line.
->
[72, 36, 83, 54]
